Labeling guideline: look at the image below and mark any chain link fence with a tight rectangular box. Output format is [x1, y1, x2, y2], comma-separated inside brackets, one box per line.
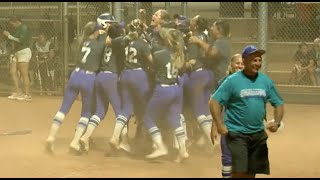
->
[0, 2, 64, 95]
[203, 2, 320, 87]
[0, 2, 318, 98]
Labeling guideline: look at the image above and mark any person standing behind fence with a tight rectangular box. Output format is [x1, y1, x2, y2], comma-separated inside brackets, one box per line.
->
[32, 32, 56, 95]
[310, 38, 320, 85]
[4, 16, 32, 101]
[289, 42, 316, 86]
[214, 53, 244, 178]
[45, 21, 105, 155]
[209, 45, 284, 178]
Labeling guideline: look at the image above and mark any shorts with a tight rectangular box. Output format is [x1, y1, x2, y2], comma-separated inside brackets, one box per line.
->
[11, 48, 32, 63]
[226, 130, 270, 175]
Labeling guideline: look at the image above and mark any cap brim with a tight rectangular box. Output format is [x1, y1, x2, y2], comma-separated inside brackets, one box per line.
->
[249, 49, 266, 57]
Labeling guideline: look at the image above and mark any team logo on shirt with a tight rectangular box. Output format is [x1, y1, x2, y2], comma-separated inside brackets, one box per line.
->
[240, 89, 266, 98]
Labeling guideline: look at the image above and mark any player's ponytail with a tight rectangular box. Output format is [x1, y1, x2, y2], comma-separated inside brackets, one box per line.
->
[160, 28, 185, 69]
[77, 21, 98, 49]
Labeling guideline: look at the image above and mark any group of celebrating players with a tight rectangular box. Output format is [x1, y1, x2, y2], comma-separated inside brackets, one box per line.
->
[44, 9, 232, 165]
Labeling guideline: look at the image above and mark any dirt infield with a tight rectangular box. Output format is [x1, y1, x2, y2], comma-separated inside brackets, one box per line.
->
[0, 96, 319, 178]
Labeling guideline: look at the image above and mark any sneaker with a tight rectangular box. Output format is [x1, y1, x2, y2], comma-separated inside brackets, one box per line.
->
[17, 94, 32, 101]
[8, 93, 22, 100]
[79, 138, 89, 153]
[174, 152, 189, 163]
[145, 143, 168, 159]
[69, 143, 82, 156]
[119, 141, 131, 153]
[45, 139, 54, 154]
[109, 136, 120, 150]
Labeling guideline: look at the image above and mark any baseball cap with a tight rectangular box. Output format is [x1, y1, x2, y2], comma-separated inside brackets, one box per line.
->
[242, 45, 266, 59]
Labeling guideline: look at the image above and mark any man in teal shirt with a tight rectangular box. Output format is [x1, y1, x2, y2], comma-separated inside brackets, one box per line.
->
[209, 45, 284, 178]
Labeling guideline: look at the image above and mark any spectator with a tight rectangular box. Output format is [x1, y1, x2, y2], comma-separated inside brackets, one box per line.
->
[310, 38, 320, 85]
[4, 16, 33, 101]
[32, 31, 56, 95]
[289, 42, 317, 86]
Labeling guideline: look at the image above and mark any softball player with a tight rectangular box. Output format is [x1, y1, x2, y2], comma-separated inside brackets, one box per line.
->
[215, 54, 243, 178]
[184, 15, 214, 147]
[45, 21, 105, 154]
[144, 28, 188, 160]
[79, 21, 127, 153]
[108, 19, 153, 151]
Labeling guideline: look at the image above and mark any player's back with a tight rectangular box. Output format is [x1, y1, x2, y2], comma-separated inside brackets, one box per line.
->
[76, 39, 105, 72]
[153, 48, 178, 85]
[124, 38, 151, 70]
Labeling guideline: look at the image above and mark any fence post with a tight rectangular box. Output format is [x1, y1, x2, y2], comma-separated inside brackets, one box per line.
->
[63, 2, 69, 87]
[76, 2, 80, 36]
[135, 2, 140, 19]
[165, 2, 170, 14]
[181, 2, 188, 17]
[258, 2, 268, 73]
[113, 2, 122, 22]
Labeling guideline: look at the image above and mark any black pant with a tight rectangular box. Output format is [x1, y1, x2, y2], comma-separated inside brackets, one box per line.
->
[226, 130, 270, 175]
[38, 63, 53, 91]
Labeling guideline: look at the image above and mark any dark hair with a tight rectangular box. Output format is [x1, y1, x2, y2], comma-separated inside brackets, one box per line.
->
[173, 14, 180, 20]
[298, 42, 307, 49]
[213, 20, 230, 37]
[38, 31, 49, 38]
[108, 23, 122, 39]
[8, 16, 21, 23]
[195, 16, 207, 32]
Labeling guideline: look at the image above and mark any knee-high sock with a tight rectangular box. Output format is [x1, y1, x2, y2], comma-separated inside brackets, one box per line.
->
[180, 114, 188, 140]
[148, 126, 165, 149]
[81, 115, 101, 140]
[174, 126, 187, 154]
[70, 117, 89, 147]
[120, 125, 129, 144]
[47, 111, 65, 141]
[111, 115, 128, 140]
[197, 115, 213, 144]
[222, 165, 232, 178]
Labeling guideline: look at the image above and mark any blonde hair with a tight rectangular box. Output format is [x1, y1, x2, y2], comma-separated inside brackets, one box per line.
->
[226, 53, 242, 75]
[159, 28, 185, 69]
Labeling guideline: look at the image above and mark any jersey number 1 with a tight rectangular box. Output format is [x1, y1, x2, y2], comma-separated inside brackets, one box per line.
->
[166, 62, 178, 79]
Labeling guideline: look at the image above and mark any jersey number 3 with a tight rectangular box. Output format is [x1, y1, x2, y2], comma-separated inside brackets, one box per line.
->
[166, 62, 178, 79]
